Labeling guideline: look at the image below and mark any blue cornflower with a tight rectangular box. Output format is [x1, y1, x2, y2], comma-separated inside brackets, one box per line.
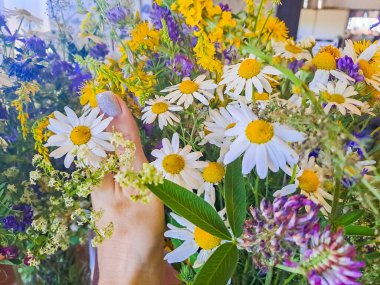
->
[24, 35, 47, 57]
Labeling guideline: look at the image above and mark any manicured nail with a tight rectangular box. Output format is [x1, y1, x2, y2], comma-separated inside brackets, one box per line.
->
[96, 91, 121, 117]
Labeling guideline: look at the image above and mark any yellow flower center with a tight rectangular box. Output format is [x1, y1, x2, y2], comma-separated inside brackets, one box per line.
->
[179, 80, 199, 94]
[226, 122, 236, 130]
[194, 227, 222, 250]
[292, 85, 302, 94]
[312, 52, 336, 70]
[245, 120, 274, 144]
[162, 154, 185, 174]
[202, 162, 225, 183]
[358, 59, 376, 79]
[322, 92, 345, 104]
[70, 126, 92, 145]
[238, 59, 261, 79]
[298, 169, 320, 193]
[253, 92, 270, 101]
[151, 102, 169, 114]
[284, 43, 302, 54]
[319, 45, 341, 59]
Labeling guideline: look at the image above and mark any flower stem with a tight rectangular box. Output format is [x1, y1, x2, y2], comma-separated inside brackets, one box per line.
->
[265, 266, 274, 285]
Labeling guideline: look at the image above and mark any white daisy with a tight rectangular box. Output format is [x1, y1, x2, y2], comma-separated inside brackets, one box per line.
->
[223, 103, 305, 178]
[200, 105, 238, 161]
[141, 96, 182, 130]
[316, 81, 363, 115]
[273, 156, 333, 215]
[273, 39, 311, 61]
[198, 162, 225, 205]
[45, 107, 113, 168]
[164, 210, 228, 267]
[298, 36, 316, 49]
[343, 39, 380, 91]
[161, 75, 217, 109]
[151, 133, 207, 190]
[219, 56, 281, 101]
[309, 49, 354, 89]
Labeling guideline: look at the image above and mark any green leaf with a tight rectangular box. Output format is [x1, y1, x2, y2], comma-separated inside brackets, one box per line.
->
[0, 259, 22, 265]
[193, 243, 238, 285]
[344, 225, 376, 236]
[335, 210, 364, 226]
[148, 179, 231, 240]
[224, 158, 246, 237]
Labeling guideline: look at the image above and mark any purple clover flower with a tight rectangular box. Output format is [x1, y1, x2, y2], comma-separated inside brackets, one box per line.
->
[337, 56, 364, 82]
[106, 6, 128, 24]
[150, 3, 180, 43]
[24, 35, 47, 57]
[1, 204, 33, 232]
[168, 54, 194, 77]
[89, 43, 109, 60]
[218, 3, 231, 12]
[0, 246, 19, 259]
[242, 195, 320, 271]
[300, 225, 365, 285]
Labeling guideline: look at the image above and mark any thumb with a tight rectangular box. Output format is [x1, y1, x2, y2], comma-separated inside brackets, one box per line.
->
[96, 91, 147, 169]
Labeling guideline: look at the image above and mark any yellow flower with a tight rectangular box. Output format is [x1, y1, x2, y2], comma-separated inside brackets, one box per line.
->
[319, 45, 341, 59]
[258, 16, 288, 43]
[79, 81, 104, 107]
[127, 22, 159, 52]
[193, 33, 223, 74]
[33, 115, 54, 159]
[353, 40, 380, 63]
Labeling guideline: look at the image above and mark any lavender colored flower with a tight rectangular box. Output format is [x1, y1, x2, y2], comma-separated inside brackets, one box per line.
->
[150, 3, 180, 43]
[89, 43, 109, 60]
[168, 54, 194, 77]
[7, 58, 44, 81]
[0, 246, 19, 259]
[300, 225, 365, 285]
[242, 195, 320, 270]
[1, 204, 33, 232]
[337, 56, 364, 82]
[106, 6, 128, 24]
[288, 59, 305, 73]
[69, 63, 92, 92]
[24, 35, 47, 57]
[218, 3, 231, 12]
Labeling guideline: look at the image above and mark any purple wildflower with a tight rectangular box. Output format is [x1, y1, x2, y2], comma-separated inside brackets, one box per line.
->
[0, 246, 19, 259]
[337, 56, 364, 82]
[300, 225, 365, 285]
[1, 204, 33, 232]
[288, 59, 305, 73]
[24, 253, 34, 266]
[7, 58, 44, 81]
[150, 3, 180, 43]
[24, 35, 47, 57]
[168, 54, 194, 77]
[242, 195, 320, 270]
[89, 43, 109, 60]
[69, 63, 92, 92]
[0, 102, 7, 119]
[308, 148, 321, 158]
[106, 6, 128, 24]
[218, 3, 231, 12]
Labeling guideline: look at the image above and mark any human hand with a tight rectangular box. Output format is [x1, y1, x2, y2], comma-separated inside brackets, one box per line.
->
[91, 92, 169, 285]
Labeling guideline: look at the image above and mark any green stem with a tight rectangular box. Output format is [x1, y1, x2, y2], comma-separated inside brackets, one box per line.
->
[254, 175, 259, 206]
[275, 264, 304, 275]
[264, 266, 274, 285]
[282, 273, 297, 285]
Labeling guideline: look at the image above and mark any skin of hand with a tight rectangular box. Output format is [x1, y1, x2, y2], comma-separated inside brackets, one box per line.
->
[91, 95, 172, 285]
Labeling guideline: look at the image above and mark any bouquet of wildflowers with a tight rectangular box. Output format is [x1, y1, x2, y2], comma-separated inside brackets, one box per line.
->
[1, 0, 379, 284]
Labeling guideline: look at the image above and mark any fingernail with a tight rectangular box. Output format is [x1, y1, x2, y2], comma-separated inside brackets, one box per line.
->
[96, 91, 121, 117]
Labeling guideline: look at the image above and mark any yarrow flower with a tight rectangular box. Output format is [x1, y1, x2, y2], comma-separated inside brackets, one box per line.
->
[297, 225, 365, 285]
[223, 103, 305, 178]
[45, 106, 114, 168]
[151, 133, 207, 190]
[241, 195, 320, 270]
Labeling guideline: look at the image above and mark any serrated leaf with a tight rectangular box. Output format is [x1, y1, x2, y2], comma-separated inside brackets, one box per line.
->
[335, 210, 364, 226]
[193, 243, 238, 285]
[224, 158, 246, 237]
[148, 179, 231, 240]
[344, 225, 376, 236]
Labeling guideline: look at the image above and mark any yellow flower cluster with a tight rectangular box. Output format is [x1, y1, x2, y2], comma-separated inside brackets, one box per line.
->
[32, 114, 54, 160]
[193, 33, 223, 74]
[12, 81, 40, 139]
[257, 16, 288, 43]
[127, 22, 160, 52]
